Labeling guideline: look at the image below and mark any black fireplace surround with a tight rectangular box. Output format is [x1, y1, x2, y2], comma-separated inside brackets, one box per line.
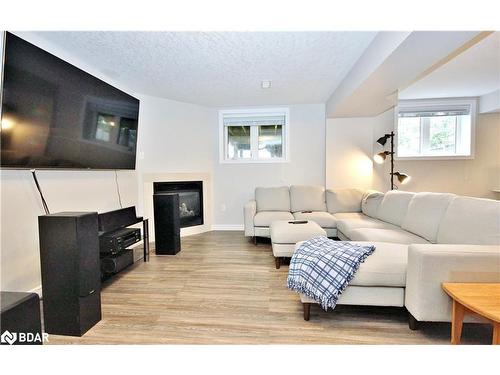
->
[153, 181, 204, 228]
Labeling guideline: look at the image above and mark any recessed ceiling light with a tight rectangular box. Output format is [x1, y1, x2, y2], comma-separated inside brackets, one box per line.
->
[261, 80, 271, 89]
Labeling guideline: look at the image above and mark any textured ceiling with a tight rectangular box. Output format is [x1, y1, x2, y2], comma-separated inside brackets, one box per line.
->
[400, 32, 500, 100]
[33, 31, 376, 107]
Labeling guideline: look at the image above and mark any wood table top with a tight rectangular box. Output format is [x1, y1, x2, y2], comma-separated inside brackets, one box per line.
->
[442, 283, 500, 323]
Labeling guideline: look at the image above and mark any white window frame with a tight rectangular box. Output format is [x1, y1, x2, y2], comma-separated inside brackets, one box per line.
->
[394, 98, 477, 161]
[218, 107, 290, 164]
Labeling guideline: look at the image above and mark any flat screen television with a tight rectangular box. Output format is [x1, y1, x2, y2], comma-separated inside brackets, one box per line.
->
[1, 32, 140, 170]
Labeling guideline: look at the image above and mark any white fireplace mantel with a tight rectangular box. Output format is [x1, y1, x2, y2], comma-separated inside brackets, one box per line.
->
[142, 172, 212, 240]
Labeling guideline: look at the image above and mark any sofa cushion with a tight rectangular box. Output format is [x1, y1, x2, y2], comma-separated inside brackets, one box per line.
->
[437, 196, 500, 245]
[255, 186, 290, 212]
[294, 240, 408, 287]
[335, 214, 399, 239]
[351, 241, 408, 287]
[401, 192, 456, 243]
[348, 228, 430, 244]
[376, 190, 415, 226]
[361, 190, 384, 218]
[290, 185, 327, 212]
[292, 211, 337, 228]
[333, 212, 367, 220]
[254, 211, 294, 227]
[326, 188, 364, 213]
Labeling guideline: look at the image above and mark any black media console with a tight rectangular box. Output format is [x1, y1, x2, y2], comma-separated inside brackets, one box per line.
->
[98, 207, 150, 279]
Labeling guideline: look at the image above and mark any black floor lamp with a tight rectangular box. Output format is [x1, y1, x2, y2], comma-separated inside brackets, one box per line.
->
[373, 131, 411, 190]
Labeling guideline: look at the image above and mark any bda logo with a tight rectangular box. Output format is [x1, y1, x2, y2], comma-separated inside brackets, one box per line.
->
[1, 330, 17, 345]
[0, 330, 49, 344]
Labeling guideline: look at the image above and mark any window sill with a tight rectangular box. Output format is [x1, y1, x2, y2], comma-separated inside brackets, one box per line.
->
[219, 158, 289, 164]
[395, 154, 474, 161]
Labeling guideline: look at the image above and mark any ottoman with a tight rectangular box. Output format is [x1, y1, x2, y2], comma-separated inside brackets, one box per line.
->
[270, 220, 326, 269]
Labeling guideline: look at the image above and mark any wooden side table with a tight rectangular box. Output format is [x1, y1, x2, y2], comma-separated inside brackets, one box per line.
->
[442, 283, 500, 345]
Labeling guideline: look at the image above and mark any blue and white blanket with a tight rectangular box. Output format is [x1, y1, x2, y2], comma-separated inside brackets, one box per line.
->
[287, 236, 375, 310]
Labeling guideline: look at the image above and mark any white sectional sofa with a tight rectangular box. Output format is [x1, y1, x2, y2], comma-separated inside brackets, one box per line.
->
[244, 186, 500, 327]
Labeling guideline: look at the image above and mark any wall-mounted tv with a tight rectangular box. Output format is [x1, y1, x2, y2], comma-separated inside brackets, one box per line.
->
[1, 32, 140, 170]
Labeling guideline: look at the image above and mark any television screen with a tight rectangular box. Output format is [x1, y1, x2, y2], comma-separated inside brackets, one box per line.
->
[1, 32, 140, 169]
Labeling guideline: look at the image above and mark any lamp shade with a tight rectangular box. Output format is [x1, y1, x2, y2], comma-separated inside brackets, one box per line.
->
[376, 134, 390, 146]
[373, 151, 389, 164]
[392, 172, 411, 184]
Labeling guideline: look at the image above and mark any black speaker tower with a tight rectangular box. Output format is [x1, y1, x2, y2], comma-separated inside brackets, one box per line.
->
[38, 212, 102, 336]
[153, 193, 181, 255]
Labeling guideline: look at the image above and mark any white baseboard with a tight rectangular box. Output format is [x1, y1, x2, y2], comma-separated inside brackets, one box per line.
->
[211, 224, 244, 231]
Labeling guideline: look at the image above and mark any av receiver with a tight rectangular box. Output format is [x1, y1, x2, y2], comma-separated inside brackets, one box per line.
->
[99, 227, 141, 255]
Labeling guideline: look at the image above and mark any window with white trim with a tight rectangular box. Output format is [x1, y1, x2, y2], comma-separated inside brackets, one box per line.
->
[396, 99, 476, 159]
[219, 108, 289, 163]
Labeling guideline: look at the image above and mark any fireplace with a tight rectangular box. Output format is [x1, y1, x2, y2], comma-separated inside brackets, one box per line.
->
[153, 181, 204, 228]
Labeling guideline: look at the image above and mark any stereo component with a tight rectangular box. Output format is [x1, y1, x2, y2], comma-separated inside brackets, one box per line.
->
[101, 249, 134, 275]
[99, 227, 141, 255]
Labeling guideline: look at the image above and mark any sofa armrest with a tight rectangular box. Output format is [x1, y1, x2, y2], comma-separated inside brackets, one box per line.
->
[405, 244, 500, 322]
[244, 200, 257, 237]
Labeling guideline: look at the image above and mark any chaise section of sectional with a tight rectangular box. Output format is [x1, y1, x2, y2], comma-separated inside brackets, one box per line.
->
[296, 240, 409, 320]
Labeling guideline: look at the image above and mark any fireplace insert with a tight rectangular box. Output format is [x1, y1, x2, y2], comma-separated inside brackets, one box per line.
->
[153, 181, 203, 228]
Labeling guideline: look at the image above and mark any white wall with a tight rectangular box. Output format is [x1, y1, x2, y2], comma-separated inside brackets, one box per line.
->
[212, 103, 326, 227]
[372, 108, 500, 198]
[479, 89, 500, 114]
[135, 95, 216, 175]
[325, 117, 374, 190]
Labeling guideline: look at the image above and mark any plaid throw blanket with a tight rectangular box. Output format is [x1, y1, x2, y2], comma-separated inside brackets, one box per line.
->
[287, 236, 375, 310]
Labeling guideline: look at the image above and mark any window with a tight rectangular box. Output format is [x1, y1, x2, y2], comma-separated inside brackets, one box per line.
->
[118, 117, 138, 150]
[91, 113, 137, 151]
[95, 114, 115, 142]
[396, 99, 476, 159]
[219, 108, 289, 163]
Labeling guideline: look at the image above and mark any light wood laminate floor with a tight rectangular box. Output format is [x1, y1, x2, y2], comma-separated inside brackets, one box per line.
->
[48, 231, 492, 344]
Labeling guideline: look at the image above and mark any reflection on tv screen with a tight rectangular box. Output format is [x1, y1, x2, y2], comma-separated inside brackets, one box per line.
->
[1, 32, 140, 170]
